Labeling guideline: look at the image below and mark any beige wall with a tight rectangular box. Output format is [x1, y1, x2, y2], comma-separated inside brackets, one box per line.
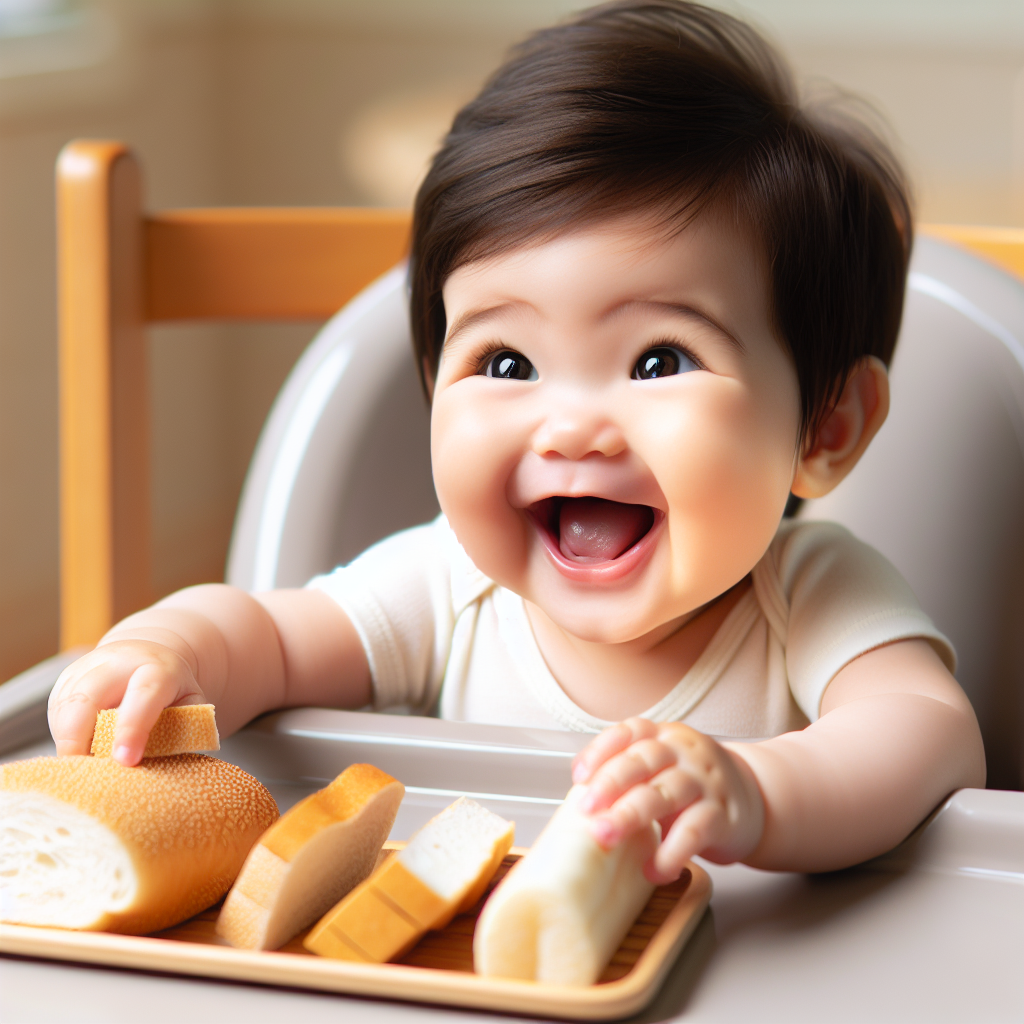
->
[0, 0, 1021, 681]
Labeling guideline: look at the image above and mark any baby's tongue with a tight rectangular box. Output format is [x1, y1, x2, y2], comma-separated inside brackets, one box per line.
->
[558, 498, 653, 563]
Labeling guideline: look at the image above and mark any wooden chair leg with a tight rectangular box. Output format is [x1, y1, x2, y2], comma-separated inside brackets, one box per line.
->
[57, 141, 150, 649]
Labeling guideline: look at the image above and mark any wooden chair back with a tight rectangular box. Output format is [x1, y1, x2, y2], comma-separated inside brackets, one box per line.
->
[56, 139, 1024, 651]
[57, 140, 410, 648]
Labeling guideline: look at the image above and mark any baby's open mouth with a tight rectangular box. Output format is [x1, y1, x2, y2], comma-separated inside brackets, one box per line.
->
[529, 497, 656, 564]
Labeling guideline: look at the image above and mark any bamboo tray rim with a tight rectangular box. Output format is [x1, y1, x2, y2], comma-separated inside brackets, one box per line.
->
[0, 845, 712, 1021]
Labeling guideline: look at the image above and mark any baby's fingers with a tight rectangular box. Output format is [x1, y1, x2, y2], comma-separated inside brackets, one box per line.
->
[49, 689, 103, 757]
[646, 798, 727, 885]
[49, 660, 135, 756]
[572, 718, 657, 785]
[578, 734, 676, 814]
[588, 766, 703, 847]
[113, 664, 202, 766]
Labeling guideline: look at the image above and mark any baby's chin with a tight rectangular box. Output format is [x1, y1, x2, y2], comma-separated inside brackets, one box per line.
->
[522, 588, 685, 646]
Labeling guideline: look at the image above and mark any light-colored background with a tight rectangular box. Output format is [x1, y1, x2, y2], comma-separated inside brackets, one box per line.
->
[1, 0, 1022, 682]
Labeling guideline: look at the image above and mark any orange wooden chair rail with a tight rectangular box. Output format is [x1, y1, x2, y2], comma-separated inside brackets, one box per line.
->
[58, 140, 410, 648]
[56, 139, 1024, 649]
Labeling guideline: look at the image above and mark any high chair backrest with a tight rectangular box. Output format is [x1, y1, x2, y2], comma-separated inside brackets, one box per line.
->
[56, 140, 410, 648]
[224, 265, 438, 591]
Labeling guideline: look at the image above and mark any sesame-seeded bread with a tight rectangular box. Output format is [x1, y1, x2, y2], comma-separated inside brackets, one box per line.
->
[473, 786, 657, 986]
[216, 763, 404, 950]
[90, 704, 220, 758]
[0, 754, 278, 935]
[304, 796, 513, 963]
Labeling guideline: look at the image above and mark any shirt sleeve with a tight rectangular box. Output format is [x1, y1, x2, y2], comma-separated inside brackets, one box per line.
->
[772, 520, 956, 722]
[305, 517, 455, 712]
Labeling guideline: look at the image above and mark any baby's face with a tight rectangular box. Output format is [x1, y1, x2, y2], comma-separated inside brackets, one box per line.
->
[432, 213, 801, 644]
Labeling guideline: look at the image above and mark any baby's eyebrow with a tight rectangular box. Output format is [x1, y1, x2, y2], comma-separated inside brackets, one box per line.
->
[612, 300, 745, 352]
[444, 303, 522, 348]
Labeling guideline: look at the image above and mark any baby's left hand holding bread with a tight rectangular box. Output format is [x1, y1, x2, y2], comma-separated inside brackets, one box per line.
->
[48, 631, 210, 766]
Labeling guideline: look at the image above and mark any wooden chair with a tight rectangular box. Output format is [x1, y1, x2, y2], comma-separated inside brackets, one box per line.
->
[57, 138, 1024, 652]
[57, 140, 410, 649]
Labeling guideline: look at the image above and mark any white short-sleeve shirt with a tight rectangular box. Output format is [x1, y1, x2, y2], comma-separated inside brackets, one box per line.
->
[307, 516, 954, 738]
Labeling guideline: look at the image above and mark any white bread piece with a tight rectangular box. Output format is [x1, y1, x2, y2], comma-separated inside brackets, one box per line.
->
[474, 785, 657, 986]
[90, 704, 220, 758]
[0, 754, 278, 934]
[304, 796, 514, 963]
[216, 763, 404, 950]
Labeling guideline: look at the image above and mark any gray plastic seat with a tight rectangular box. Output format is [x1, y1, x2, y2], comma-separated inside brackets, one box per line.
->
[801, 238, 1024, 790]
[225, 237, 1024, 790]
[226, 267, 438, 590]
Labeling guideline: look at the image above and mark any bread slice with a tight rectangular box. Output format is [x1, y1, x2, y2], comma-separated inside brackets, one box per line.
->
[216, 763, 404, 950]
[304, 796, 513, 963]
[473, 785, 657, 986]
[90, 704, 220, 758]
[0, 754, 278, 935]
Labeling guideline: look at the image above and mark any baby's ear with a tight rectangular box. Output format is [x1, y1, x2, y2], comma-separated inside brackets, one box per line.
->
[791, 356, 890, 499]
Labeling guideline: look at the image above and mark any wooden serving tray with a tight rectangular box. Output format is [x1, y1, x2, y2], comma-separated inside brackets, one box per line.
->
[0, 843, 711, 1021]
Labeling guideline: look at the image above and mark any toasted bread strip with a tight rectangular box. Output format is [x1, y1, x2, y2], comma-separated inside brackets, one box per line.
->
[0, 754, 278, 935]
[473, 786, 657, 986]
[216, 763, 404, 950]
[90, 704, 220, 758]
[304, 796, 513, 963]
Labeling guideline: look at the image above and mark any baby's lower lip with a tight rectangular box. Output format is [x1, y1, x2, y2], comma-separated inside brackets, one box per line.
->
[526, 497, 664, 583]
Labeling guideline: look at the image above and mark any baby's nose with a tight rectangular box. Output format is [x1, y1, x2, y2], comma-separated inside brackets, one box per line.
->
[531, 408, 627, 461]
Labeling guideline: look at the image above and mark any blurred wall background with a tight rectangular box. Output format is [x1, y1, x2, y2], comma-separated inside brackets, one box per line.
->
[0, 0, 1022, 681]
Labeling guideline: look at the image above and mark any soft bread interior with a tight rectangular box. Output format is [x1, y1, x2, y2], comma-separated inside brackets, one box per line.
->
[398, 796, 513, 909]
[0, 791, 136, 929]
[270, 784, 403, 936]
[90, 704, 220, 758]
[474, 786, 657, 986]
[217, 770, 404, 950]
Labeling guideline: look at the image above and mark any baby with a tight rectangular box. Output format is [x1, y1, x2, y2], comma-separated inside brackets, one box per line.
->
[49, 0, 985, 883]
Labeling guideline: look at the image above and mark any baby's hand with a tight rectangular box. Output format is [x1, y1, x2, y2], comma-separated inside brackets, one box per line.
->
[48, 636, 206, 766]
[572, 718, 765, 884]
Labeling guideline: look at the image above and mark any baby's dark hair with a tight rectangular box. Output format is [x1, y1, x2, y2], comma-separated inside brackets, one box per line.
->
[410, 0, 912, 445]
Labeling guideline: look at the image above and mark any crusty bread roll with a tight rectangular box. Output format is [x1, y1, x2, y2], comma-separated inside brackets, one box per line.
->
[0, 754, 278, 935]
[473, 786, 657, 986]
[216, 763, 404, 950]
[304, 796, 513, 963]
[90, 704, 220, 758]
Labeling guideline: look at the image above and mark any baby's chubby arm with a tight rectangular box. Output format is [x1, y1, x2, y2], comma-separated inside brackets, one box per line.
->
[572, 638, 986, 880]
[48, 585, 370, 766]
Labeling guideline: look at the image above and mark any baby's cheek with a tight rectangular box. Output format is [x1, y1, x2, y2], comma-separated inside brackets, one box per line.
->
[639, 389, 792, 591]
[430, 388, 532, 584]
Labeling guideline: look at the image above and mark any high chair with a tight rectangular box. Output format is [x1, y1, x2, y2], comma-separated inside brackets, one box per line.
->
[0, 140, 1022, 1022]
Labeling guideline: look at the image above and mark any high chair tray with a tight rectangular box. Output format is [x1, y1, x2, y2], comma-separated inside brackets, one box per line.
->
[0, 842, 711, 1021]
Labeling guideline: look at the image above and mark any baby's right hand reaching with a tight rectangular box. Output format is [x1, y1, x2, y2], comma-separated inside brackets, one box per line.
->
[48, 635, 207, 766]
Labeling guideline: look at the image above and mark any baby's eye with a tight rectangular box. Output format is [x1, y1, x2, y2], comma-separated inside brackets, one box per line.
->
[483, 350, 538, 381]
[632, 346, 697, 380]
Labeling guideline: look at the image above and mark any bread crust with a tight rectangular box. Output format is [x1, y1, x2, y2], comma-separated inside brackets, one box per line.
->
[0, 754, 278, 935]
[260, 763, 401, 861]
[90, 705, 220, 758]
